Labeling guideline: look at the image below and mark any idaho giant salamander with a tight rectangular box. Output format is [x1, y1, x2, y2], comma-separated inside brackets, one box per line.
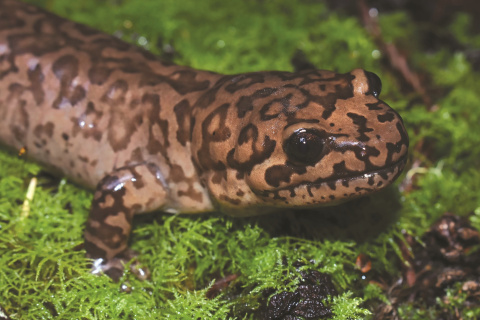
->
[0, 0, 409, 279]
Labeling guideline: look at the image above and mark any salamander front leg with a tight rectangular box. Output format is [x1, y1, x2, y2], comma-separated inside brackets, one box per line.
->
[84, 163, 168, 281]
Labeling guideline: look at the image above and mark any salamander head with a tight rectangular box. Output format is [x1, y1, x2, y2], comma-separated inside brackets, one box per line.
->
[192, 69, 408, 215]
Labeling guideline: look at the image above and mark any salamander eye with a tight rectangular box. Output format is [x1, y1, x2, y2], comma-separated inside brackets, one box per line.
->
[284, 129, 324, 165]
[365, 71, 382, 98]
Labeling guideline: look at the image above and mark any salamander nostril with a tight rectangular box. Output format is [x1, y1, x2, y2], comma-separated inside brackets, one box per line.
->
[364, 71, 382, 98]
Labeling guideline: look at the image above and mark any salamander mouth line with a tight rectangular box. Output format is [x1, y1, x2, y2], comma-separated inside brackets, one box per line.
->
[258, 156, 408, 194]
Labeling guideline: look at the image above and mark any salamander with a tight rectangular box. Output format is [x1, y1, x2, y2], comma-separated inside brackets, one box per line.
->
[0, 0, 409, 279]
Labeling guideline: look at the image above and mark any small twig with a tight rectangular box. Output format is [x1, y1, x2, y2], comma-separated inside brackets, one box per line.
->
[358, 0, 434, 109]
[21, 177, 37, 219]
[206, 274, 239, 299]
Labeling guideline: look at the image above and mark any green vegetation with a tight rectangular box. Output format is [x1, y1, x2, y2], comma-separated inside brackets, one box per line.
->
[1, 0, 480, 318]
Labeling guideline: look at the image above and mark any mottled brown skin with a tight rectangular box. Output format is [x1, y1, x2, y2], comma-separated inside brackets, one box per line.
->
[0, 0, 408, 279]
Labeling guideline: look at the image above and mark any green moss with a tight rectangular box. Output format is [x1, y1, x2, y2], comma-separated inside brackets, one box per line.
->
[397, 282, 480, 319]
[162, 289, 235, 319]
[2, 0, 480, 319]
